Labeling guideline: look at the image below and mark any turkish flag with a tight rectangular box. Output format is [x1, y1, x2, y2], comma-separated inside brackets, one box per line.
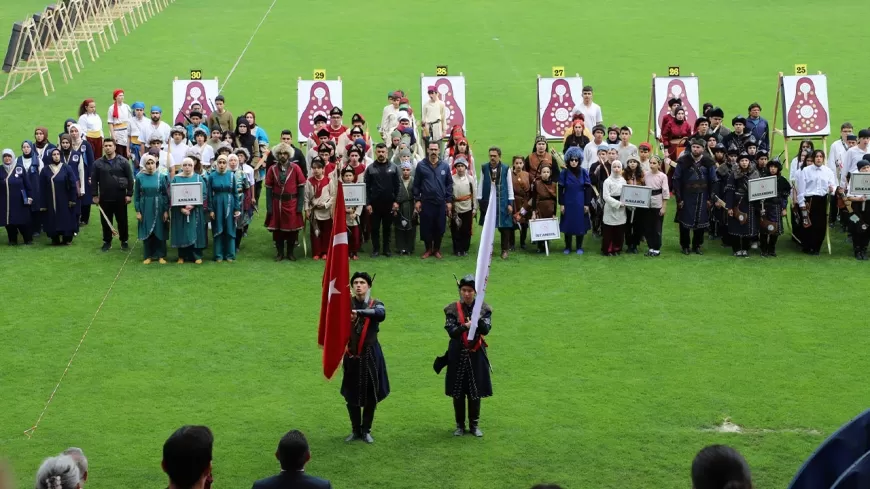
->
[317, 182, 351, 379]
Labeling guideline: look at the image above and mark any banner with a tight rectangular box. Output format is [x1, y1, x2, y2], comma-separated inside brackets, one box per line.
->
[298, 79, 343, 143]
[621, 185, 652, 208]
[170, 182, 203, 206]
[748, 176, 778, 201]
[342, 183, 366, 206]
[421, 76, 466, 133]
[467, 188, 495, 341]
[529, 218, 560, 242]
[172, 79, 219, 126]
[537, 77, 584, 140]
[654, 76, 699, 138]
[781, 75, 830, 137]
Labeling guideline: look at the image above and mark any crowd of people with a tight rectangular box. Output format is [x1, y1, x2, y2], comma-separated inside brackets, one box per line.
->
[12, 437, 754, 489]
[2, 87, 869, 262]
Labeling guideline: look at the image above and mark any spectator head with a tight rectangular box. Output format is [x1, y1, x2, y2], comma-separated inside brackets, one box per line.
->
[691, 445, 752, 489]
[62, 448, 88, 483]
[276, 430, 310, 471]
[162, 425, 213, 489]
[280, 130, 293, 144]
[35, 455, 82, 489]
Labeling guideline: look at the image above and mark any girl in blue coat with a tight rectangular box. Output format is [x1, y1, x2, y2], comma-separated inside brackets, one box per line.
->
[558, 147, 592, 254]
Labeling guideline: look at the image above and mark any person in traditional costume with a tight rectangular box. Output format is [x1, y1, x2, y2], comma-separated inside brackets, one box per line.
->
[17, 140, 42, 236]
[185, 111, 209, 146]
[167, 126, 189, 178]
[707, 107, 730, 140]
[57, 135, 82, 234]
[721, 116, 751, 155]
[1, 149, 33, 245]
[583, 124, 607, 171]
[77, 99, 104, 158]
[326, 107, 348, 142]
[661, 106, 692, 189]
[129, 101, 149, 166]
[447, 138, 474, 176]
[68, 124, 95, 225]
[605, 126, 620, 146]
[524, 136, 559, 183]
[422, 86, 447, 150]
[510, 155, 530, 250]
[617, 127, 638, 164]
[228, 154, 252, 251]
[745, 102, 770, 150]
[563, 116, 591, 155]
[588, 145, 611, 237]
[394, 161, 416, 256]
[524, 166, 557, 253]
[106, 89, 132, 157]
[755, 149, 769, 177]
[797, 149, 837, 255]
[413, 141, 453, 259]
[674, 137, 718, 255]
[265, 143, 306, 262]
[444, 125, 467, 159]
[192, 129, 215, 168]
[170, 157, 208, 264]
[342, 271, 390, 444]
[342, 166, 364, 260]
[133, 154, 169, 264]
[621, 157, 646, 254]
[638, 142, 653, 173]
[558, 147, 591, 255]
[643, 156, 669, 257]
[450, 157, 477, 257]
[437, 274, 492, 437]
[235, 120, 262, 192]
[39, 147, 79, 245]
[725, 154, 761, 257]
[380, 91, 401, 142]
[712, 145, 736, 245]
[759, 158, 790, 257]
[207, 155, 241, 262]
[845, 160, 870, 260]
[142, 135, 170, 175]
[304, 158, 334, 260]
[601, 160, 627, 256]
[477, 147, 514, 259]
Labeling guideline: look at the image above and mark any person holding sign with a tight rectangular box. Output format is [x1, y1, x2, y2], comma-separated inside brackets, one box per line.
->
[601, 160, 627, 256]
[622, 158, 646, 254]
[477, 147, 514, 260]
[796, 149, 837, 255]
[725, 154, 761, 257]
[557, 148, 591, 255]
[524, 165, 557, 253]
[170, 157, 208, 264]
[759, 159, 791, 257]
[304, 158, 334, 260]
[674, 137, 718, 255]
[643, 156, 669, 257]
[845, 160, 870, 260]
[440, 274, 492, 437]
[265, 143, 306, 262]
[134, 154, 169, 264]
[207, 155, 241, 262]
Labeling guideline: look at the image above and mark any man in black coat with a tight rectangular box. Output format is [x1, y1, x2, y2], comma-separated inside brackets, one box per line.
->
[251, 430, 331, 489]
[364, 143, 400, 257]
[91, 138, 134, 251]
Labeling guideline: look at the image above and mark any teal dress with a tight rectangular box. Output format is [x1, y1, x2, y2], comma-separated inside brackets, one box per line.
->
[170, 173, 208, 260]
[134, 171, 169, 259]
[207, 170, 240, 260]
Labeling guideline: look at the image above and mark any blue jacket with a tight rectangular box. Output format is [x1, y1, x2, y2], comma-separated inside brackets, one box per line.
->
[412, 159, 453, 205]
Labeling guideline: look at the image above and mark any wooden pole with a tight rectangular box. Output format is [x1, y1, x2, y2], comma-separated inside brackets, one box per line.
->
[536, 75, 541, 137]
[770, 72, 783, 154]
[646, 73, 656, 143]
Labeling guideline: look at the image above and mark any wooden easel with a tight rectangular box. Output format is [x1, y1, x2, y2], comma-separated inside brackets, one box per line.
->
[55, 2, 84, 73]
[3, 18, 54, 97]
[646, 72, 696, 144]
[34, 6, 74, 83]
[69, 0, 102, 61]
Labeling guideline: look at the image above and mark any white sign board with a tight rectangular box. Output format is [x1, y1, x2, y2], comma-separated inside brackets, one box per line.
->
[621, 185, 652, 208]
[342, 182, 366, 206]
[748, 176, 778, 202]
[537, 77, 584, 140]
[172, 79, 219, 126]
[530, 218, 560, 242]
[298, 80, 343, 143]
[171, 182, 203, 206]
[421, 76, 466, 133]
[849, 173, 870, 196]
[654, 76, 700, 139]
[781, 75, 830, 137]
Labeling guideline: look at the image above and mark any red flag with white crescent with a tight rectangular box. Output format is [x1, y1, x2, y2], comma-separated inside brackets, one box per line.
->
[317, 182, 351, 379]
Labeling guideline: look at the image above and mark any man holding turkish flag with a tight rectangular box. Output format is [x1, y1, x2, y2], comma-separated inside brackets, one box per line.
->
[318, 183, 391, 444]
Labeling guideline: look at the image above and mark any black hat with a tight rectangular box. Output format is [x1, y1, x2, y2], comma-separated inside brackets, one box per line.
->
[695, 117, 709, 126]
[351, 113, 365, 125]
[858, 159, 870, 170]
[709, 107, 724, 119]
[732, 116, 747, 126]
[316, 128, 330, 138]
[591, 124, 606, 135]
[767, 158, 782, 170]
[738, 152, 750, 160]
[329, 107, 343, 117]
[756, 148, 769, 157]
[689, 136, 706, 148]
[713, 144, 726, 153]
[745, 135, 758, 147]
[702, 102, 714, 115]
[727, 144, 739, 155]
[457, 274, 475, 289]
[858, 129, 870, 139]
[351, 271, 373, 286]
[348, 145, 363, 156]
[313, 114, 328, 124]
[317, 143, 332, 153]
[846, 134, 858, 141]
[349, 126, 364, 135]
[706, 133, 719, 142]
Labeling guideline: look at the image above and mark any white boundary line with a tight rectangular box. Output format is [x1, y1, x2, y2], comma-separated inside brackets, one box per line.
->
[219, 0, 278, 93]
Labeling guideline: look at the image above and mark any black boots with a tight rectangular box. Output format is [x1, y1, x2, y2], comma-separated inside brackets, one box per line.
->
[453, 398, 466, 436]
[345, 404, 361, 442]
[275, 240, 285, 261]
[346, 403, 375, 443]
[286, 240, 296, 261]
[453, 397, 483, 437]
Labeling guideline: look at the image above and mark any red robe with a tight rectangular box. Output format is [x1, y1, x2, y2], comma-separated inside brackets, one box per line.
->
[265, 163, 306, 231]
[327, 124, 348, 142]
[661, 118, 692, 161]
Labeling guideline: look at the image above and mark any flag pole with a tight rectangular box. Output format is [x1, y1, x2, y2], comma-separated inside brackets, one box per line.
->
[467, 188, 497, 340]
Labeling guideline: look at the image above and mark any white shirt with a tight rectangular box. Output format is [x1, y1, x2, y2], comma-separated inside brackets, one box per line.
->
[602, 176, 627, 225]
[828, 139, 848, 174]
[841, 145, 869, 188]
[77, 113, 104, 137]
[243, 164, 255, 186]
[195, 143, 215, 165]
[141, 120, 172, 148]
[129, 115, 148, 140]
[583, 140, 603, 172]
[168, 141, 189, 168]
[106, 103, 132, 146]
[380, 105, 398, 140]
[797, 164, 836, 207]
[574, 101, 603, 129]
[473, 165, 515, 201]
[789, 156, 802, 183]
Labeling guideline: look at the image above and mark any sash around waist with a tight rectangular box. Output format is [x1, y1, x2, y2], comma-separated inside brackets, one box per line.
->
[651, 189, 663, 195]
[277, 193, 298, 201]
[610, 195, 621, 200]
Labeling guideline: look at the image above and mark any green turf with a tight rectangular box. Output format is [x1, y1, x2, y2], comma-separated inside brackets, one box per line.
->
[2, 1, 870, 488]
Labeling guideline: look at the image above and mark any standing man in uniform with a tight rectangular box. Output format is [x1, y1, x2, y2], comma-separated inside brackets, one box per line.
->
[365, 143, 400, 257]
[413, 141, 453, 259]
[673, 137, 718, 255]
[342, 272, 390, 444]
[439, 274, 492, 437]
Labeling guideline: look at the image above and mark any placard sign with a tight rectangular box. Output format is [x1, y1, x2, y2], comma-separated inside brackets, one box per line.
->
[171, 182, 203, 206]
[621, 185, 652, 208]
[849, 173, 870, 196]
[748, 176, 778, 201]
[530, 218, 560, 242]
[343, 183, 366, 206]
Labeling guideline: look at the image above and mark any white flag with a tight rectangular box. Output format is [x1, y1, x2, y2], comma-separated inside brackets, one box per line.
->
[467, 187, 497, 340]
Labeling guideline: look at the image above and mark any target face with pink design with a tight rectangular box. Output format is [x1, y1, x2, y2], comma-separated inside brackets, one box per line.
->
[537, 77, 583, 139]
[781, 75, 830, 137]
[653, 76, 699, 138]
[421, 76, 466, 132]
[297, 79, 343, 143]
[172, 79, 219, 125]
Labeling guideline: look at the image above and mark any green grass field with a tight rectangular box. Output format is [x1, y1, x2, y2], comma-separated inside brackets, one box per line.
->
[2, 1, 870, 488]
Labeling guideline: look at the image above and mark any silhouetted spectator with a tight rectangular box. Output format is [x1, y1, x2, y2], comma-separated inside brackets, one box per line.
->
[162, 425, 213, 489]
[691, 444, 753, 489]
[252, 430, 331, 489]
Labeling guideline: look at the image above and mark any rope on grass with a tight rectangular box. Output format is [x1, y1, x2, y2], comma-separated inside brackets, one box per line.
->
[219, 0, 278, 93]
[23, 241, 137, 439]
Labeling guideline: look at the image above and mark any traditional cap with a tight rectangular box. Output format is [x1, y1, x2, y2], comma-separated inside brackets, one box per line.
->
[858, 129, 870, 139]
[398, 103, 411, 111]
[351, 271, 373, 286]
[767, 158, 782, 170]
[399, 148, 411, 159]
[857, 160, 870, 170]
[847, 134, 858, 141]
[745, 135, 758, 147]
[397, 111, 410, 121]
[453, 156, 468, 167]
[756, 148, 769, 156]
[112, 89, 124, 99]
[316, 128, 330, 138]
[726, 144, 739, 155]
[272, 142, 292, 155]
[738, 152, 750, 160]
[217, 142, 233, 154]
[709, 107, 724, 118]
[591, 124, 606, 134]
[348, 145, 363, 156]
[318, 143, 332, 153]
[313, 114, 328, 124]
[401, 161, 412, 169]
[147, 147, 160, 157]
[148, 134, 164, 144]
[535, 135, 547, 144]
[639, 142, 652, 150]
[329, 107, 343, 116]
[427, 85, 436, 92]
[390, 130, 402, 140]
[131, 101, 145, 110]
[170, 125, 185, 135]
[349, 126, 364, 135]
[564, 147, 584, 162]
[234, 147, 250, 160]
[713, 143, 726, 153]
[150, 105, 162, 113]
[457, 274, 475, 289]
[694, 116, 709, 127]
[351, 113, 365, 125]
[689, 137, 706, 148]
[185, 148, 201, 160]
[732, 116, 747, 126]
[597, 145, 609, 153]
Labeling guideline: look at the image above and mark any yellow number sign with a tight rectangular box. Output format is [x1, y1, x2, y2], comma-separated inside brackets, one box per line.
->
[668, 66, 680, 77]
[313, 69, 326, 80]
[435, 65, 448, 76]
[189, 69, 202, 80]
[551, 66, 565, 78]
[794, 64, 808, 75]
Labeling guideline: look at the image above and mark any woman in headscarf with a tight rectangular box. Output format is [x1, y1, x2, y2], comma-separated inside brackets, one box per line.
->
[242, 111, 269, 145]
[77, 98, 103, 158]
[207, 154, 241, 262]
[170, 157, 208, 264]
[622, 157, 646, 254]
[39, 147, 79, 245]
[601, 160, 627, 256]
[57, 134, 82, 234]
[60, 118, 76, 141]
[67, 124, 95, 225]
[235, 120, 262, 196]
[661, 106, 692, 189]
[134, 153, 170, 264]
[17, 140, 42, 237]
[1, 148, 33, 245]
[510, 155, 530, 250]
[33, 127, 56, 163]
[725, 153, 761, 257]
[558, 147, 592, 254]
[107, 89, 132, 157]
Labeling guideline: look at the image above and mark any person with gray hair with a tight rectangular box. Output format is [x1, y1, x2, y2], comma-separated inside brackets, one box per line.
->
[35, 454, 82, 489]
[61, 448, 88, 484]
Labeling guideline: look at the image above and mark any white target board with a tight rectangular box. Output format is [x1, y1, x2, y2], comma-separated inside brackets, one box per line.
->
[172, 79, 219, 126]
[298, 80, 343, 143]
[654, 77, 700, 139]
[421, 76, 466, 133]
[537, 77, 584, 140]
[781, 75, 830, 137]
